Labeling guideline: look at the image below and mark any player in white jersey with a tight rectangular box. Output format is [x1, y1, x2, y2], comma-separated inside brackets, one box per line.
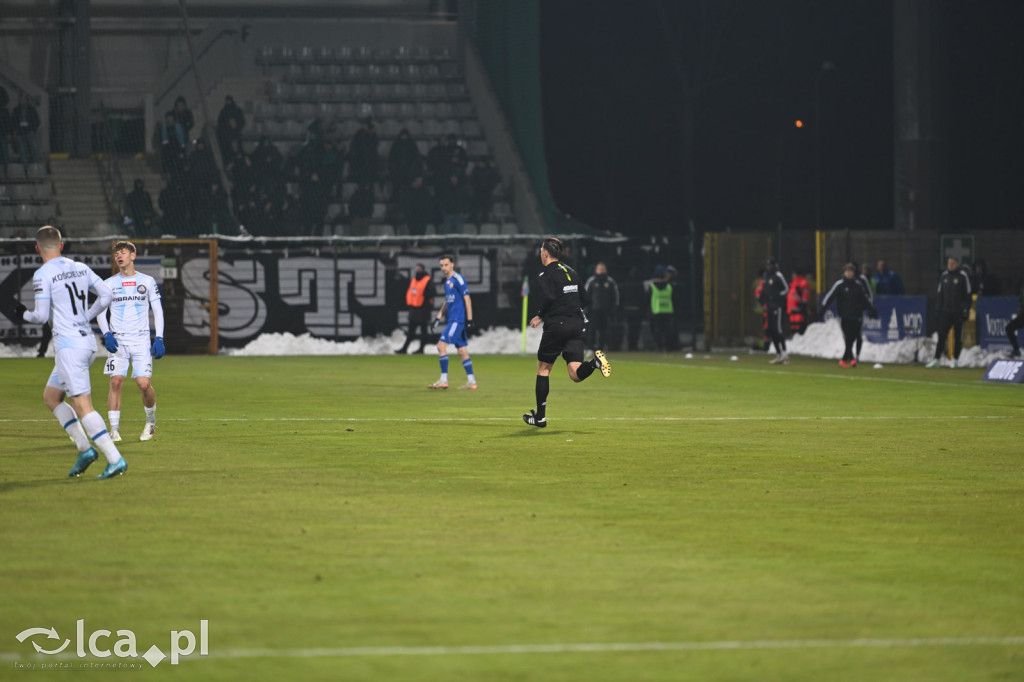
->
[96, 241, 165, 442]
[0, 226, 127, 479]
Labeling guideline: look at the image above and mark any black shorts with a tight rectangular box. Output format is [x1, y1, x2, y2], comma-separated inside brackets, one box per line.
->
[537, 316, 586, 364]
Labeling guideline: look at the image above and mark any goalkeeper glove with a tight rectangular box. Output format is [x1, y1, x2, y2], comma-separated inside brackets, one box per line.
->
[466, 319, 476, 335]
[961, 307, 971, 321]
[151, 337, 165, 359]
[431, 318, 442, 332]
[103, 332, 119, 353]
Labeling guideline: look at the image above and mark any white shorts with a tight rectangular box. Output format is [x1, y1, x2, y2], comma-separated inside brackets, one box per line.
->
[103, 341, 153, 380]
[47, 347, 95, 397]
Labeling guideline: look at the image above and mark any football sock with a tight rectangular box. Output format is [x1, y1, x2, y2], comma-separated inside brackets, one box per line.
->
[576, 359, 596, 381]
[144, 405, 156, 424]
[535, 375, 549, 418]
[81, 411, 122, 464]
[462, 358, 475, 383]
[108, 410, 120, 432]
[54, 403, 91, 452]
[439, 354, 449, 383]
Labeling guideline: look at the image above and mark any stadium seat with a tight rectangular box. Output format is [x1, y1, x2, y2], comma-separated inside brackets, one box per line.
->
[256, 45, 275, 66]
[493, 202, 512, 220]
[424, 223, 437, 235]
[291, 84, 313, 101]
[453, 101, 474, 118]
[478, 222, 500, 236]
[5, 163, 25, 178]
[440, 63, 460, 79]
[378, 119, 401, 137]
[366, 64, 383, 82]
[461, 223, 478, 236]
[352, 84, 371, 99]
[356, 103, 375, 120]
[436, 102, 455, 119]
[426, 83, 446, 99]
[335, 46, 353, 62]
[337, 102, 357, 119]
[499, 223, 519, 236]
[0, 205, 14, 223]
[446, 83, 467, 97]
[369, 224, 395, 237]
[282, 120, 305, 139]
[297, 46, 315, 64]
[392, 83, 411, 100]
[422, 64, 440, 80]
[467, 140, 489, 157]
[278, 46, 295, 64]
[304, 64, 325, 83]
[27, 163, 47, 179]
[15, 204, 36, 222]
[341, 183, 357, 202]
[33, 183, 53, 201]
[397, 102, 417, 119]
[283, 64, 303, 83]
[402, 120, 423, 137]
[416, 102, 437, 118]
[277, 102, 298, 119]
[325, 64, 343, 82]
[9, 184, 33, 201]
[297, 102, 316, 120]
[267, 82, 291, 101]
[314, 46, 334, 64]
[461, 120, 481, 138]
[326, 203, 343, 222]
[0, 184, 7, 199]
[353, 46, 373, 62]
[384, 64, 402, 82]
[423, 120, 444, 137]
[371, 203, 388, 220]
[441, 119, 460, 137]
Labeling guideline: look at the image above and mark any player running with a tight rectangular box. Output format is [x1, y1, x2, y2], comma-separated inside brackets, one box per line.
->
[96, 241, 165, 442]
[523, 237, 610, 428]
[429, 253, 477, 390]
[0, 226, 127, 478]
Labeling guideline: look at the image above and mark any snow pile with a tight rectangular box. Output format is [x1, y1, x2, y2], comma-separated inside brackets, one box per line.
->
[228, 325, 545, 356]
[787, 318, 1006, 368]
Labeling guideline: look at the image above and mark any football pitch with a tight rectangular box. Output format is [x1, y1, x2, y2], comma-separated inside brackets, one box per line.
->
[1, 352, 1022, 681]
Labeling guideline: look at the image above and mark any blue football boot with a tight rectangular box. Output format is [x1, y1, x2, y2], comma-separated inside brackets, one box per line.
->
[96, 457, 128, 479]
[68, 448, 98, 477]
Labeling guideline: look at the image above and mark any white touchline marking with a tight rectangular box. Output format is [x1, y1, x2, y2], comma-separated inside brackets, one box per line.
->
[625, 360, 990, 386]
[3, 636, 1022, 664]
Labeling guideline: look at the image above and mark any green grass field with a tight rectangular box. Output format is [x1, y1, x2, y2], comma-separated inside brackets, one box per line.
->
[1, 352, 1023, 681]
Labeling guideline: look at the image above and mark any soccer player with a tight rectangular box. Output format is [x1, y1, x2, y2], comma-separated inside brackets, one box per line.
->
[429, 253, 477, 389]
[95, 241, 165, 441]
[3, 226, 127, 478]
[523, 237, 611, 428]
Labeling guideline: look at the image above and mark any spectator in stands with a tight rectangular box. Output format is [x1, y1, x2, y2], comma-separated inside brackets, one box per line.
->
[159, 177, 190, 236]
[173, 96, 195, 139]
[278, 192, 303, 235]
[348, 118, 380, 186]
[400, 175, 434, 236]
[12, 94, 41, 168]
[468, 159, 500, 224]
[971, 259, 1001, 296]
[0, 98, 12, 175]
[252, 136, 284, 187]
[438, 173, 469, 234]
[426, 136, 449, 191]
[873, 259, 905, 295]
[215, 95, 245, 159]
[124, 178, 159, 238]
[299, 171, 330, 236]
[388, 128, 423, 202]
[446, 134, 468, 180]
[189, 137, 218, 189]
[156, 110, 186, 181]
[317, 139, 345, 199]
[198, 180, 231, 234]
[347, 182, 375, 236]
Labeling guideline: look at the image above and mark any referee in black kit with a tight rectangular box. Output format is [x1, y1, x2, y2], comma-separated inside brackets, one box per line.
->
[523, 237, 611, 428]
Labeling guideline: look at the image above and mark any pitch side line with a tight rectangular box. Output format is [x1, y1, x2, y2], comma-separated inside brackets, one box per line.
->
[3, 636, 1022, 664]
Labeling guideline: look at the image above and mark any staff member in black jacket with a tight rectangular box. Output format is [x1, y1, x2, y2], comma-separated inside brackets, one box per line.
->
[821, 263, 877, 368]
[523, 238, 611, 428]
[757, 258, 790, 365]
[927, 257, 972, 369]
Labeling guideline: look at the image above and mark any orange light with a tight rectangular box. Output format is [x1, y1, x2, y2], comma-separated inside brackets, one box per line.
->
[794, 119, 804, 128]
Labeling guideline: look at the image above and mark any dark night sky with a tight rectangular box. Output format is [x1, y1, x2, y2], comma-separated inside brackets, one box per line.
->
[538, 1, 1024, 238]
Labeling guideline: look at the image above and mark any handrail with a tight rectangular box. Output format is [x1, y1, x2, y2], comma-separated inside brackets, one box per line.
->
[150, 19, 239, 111]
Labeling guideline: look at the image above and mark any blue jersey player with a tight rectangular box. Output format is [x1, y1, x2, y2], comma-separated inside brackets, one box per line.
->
[429, 254, 477, 389]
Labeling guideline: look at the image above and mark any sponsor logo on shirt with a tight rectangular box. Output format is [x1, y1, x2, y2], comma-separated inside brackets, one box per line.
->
[563, 285, 578, 293]
[123, 281, 136, 287]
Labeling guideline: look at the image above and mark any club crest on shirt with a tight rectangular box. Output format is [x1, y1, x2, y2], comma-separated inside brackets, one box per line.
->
[137, 284, 147, 295]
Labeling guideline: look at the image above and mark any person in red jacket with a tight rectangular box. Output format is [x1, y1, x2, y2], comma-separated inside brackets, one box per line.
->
[396, 263, 435, 354]
[787, 267, 812, 335]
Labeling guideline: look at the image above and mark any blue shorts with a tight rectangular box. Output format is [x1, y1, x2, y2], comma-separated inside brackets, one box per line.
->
[439, 320, 467, 348]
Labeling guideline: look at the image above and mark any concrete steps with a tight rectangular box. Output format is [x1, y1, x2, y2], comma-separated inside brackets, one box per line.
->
[48, 158, 116, 238]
